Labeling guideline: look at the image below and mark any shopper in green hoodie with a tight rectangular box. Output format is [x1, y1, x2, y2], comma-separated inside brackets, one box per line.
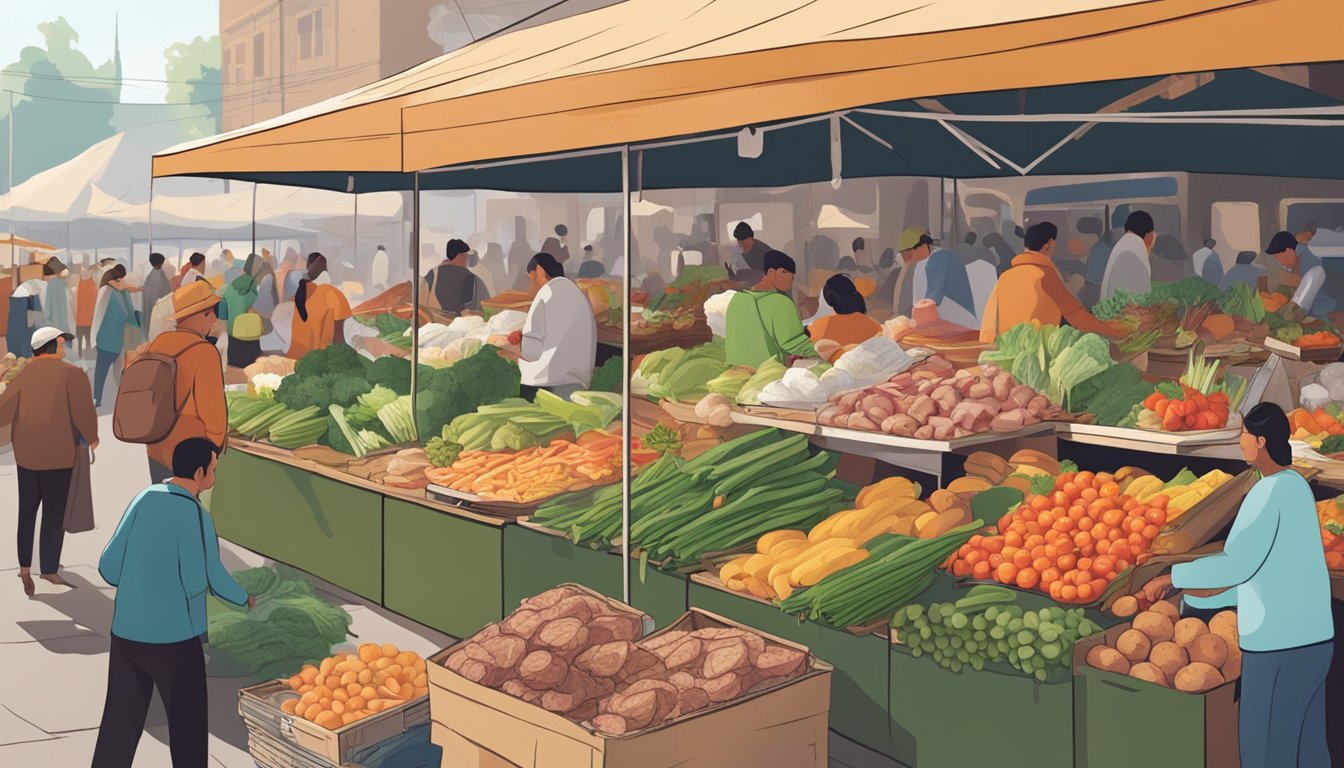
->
[724, 250, 817, 367]
[220, 255, 262, 367]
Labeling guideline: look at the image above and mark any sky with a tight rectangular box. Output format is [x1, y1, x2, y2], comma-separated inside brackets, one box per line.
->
[0, 1, 218, 103]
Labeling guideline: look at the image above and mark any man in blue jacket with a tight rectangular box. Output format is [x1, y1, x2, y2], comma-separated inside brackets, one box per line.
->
[92, 438, 252, 768]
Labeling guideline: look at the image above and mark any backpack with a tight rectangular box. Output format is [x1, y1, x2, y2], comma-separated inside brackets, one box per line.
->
[113, 339, 210, 444]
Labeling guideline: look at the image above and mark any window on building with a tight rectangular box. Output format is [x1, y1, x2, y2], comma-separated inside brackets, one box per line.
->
[253, 33, 265, 78]
[299, 9, 325, 60]
[234, 43, 246, 83]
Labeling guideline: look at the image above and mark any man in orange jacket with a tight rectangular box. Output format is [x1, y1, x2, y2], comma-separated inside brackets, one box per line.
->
[980, 222, 1124, 343]
[144, 282, 228, 483]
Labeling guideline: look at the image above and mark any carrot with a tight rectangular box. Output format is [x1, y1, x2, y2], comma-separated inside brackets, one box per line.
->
[1155, 399, 1170, 418]
[1145, 392, 1165, 411]
[1163, 411, 1183, 431]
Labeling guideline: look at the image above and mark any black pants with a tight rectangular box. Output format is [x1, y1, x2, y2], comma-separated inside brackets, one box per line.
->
[16, 466, 71, 575]
[91, 635, 208, 768]
[226, 337, 261, 369]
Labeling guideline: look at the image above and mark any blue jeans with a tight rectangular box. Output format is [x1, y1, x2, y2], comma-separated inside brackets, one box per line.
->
[94, 348, 120, 407]
[1240, 640, 1334, 768]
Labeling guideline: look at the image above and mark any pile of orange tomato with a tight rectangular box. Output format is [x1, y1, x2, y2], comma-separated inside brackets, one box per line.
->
[1143, 388, 1231, 432]
[947, 471, 1162, 604]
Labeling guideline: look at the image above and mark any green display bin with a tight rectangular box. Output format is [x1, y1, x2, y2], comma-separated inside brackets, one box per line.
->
[888, 643, 1074, 768]
[688, 574, 891, 754]
[1072, 627, 1238, 768]
[502, 524, 621, 610]
[383, 498, 506, 638]
[211, 450, 383, 602]
[627, 559, 689, 629]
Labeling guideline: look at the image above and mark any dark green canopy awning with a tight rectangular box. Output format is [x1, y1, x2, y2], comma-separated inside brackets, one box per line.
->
[189, 68, 1344, 193]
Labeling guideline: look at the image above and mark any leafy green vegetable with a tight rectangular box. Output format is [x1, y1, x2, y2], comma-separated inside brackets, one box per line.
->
[706, 367, 752, 400]
[735, 357, 787, 405]
[206, 567, 352, 680]
[1320, 435, 1344, 454]
[1092, 289, 1139, 321]
[1145, 278, 1222, 311]
[643, 342, 728, 403]
[590, 355, 623, 393]
[1070, 363, 1155, 426]
[1217, 283, 1266, 323]
[294, 343, 363, 379]
[1046, 334, 1112, 410]
[415, 345, 522, 439]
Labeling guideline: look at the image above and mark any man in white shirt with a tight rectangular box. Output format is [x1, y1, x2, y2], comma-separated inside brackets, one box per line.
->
[506, 253, 596, 400]
[1099, 210, 1156, 302]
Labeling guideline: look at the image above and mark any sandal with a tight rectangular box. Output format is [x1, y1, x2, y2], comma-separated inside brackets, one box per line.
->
[19, 572, 35, 598]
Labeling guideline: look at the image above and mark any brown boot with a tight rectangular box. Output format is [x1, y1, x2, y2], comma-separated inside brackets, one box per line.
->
[19, 572, 35, 598]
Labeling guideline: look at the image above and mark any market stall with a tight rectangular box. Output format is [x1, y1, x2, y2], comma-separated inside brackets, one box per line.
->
[144, 0, 1344, 766]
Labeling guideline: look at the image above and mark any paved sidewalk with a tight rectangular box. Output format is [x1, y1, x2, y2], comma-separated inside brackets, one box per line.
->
[0, 413, 454, 767]
[0, 410, 903, 767]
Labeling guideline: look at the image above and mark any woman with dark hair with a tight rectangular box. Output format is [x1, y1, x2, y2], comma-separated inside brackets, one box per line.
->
[287, 253, 352, 359]
[1142, 402, 1333, 768]
[91, 265, 143, 407]
[806, 274, 881, 361]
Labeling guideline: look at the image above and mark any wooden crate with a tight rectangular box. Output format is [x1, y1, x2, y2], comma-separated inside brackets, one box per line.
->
[428, 608, 831, 768]
[239, 679, 430, 767]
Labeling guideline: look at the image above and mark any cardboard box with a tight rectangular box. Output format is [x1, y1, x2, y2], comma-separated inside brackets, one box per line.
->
[1072, 624, 1238, 768]
[239, 679, 430, 767]
[428, 608, 832, 768]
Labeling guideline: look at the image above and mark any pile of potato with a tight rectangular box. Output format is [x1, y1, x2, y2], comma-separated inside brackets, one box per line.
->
[442, 586, 809, 736]
[1086, 601, 1240, 693]
[280, 644, 429, 730]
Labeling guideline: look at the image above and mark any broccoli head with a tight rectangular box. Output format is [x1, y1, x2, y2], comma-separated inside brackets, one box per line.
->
[328, 375, 373, 408]
[294, 343, 362, 379]
[275, 374, 334, 411]
[365, 355, 414, 395]
[416, 346, 521, 437]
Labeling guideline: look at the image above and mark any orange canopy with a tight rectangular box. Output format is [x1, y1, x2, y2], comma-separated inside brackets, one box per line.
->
[153, 0, 1344, 179]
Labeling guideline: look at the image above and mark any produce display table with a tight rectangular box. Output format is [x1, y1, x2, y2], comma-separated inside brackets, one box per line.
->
[731, 409, 1055, 487]
[887, 645, 1074, 768]
[1055, 422, 1244, 460]
[688, 573, 893, 755]
[212, 443, 509, 638]
[212, 449, 384, 603]
[506, 521, 690, 628]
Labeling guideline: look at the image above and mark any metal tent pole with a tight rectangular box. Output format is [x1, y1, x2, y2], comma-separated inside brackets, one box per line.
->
[621, 145, 632, 605]
[410, 173, 422, 413]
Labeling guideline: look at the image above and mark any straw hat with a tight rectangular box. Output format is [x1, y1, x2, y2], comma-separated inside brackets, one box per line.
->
[172, 280, 220, 321]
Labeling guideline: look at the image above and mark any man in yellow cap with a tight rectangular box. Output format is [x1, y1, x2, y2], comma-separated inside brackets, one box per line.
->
[895, 226, 978, 328]
[141, 282, 227, 483]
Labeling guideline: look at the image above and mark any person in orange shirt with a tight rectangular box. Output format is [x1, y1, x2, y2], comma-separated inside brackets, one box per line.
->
[75, 264, 98, 358]
[980, 222, 1123, 343]
[287, 252, 352, 360]
[808, 274, 882, 362]
[144, 281, 228, 483]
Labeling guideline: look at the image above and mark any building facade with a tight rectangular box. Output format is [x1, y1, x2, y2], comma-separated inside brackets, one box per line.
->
[220, 0, 446, 132]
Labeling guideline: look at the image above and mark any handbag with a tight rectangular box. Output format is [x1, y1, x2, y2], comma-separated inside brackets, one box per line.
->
[64, 444, 95, 534]
[232, 311, 264, 341]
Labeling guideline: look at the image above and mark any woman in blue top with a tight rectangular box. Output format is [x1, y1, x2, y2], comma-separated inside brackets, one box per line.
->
[90, 264, 142, 407]
[93, 438, 251, 768]
[1143, 402, 1333, 768]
